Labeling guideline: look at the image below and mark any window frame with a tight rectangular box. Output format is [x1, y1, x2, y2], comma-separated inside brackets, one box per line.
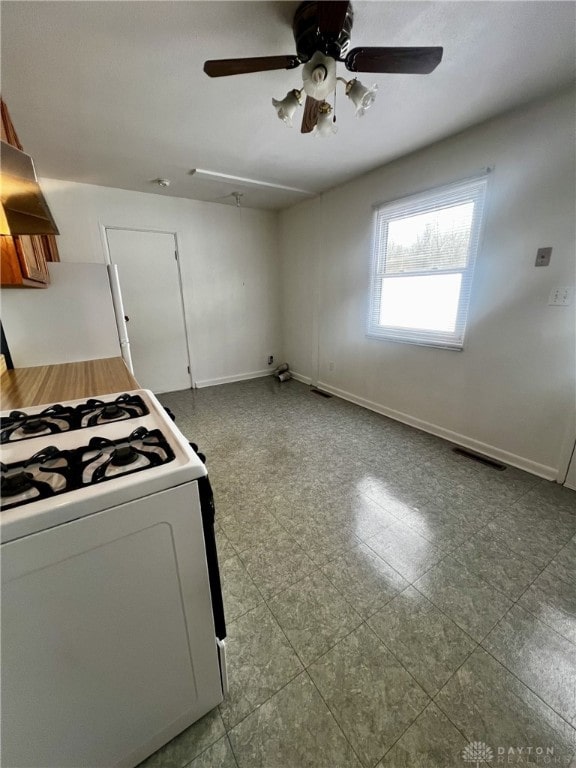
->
[367, 173, 489, 350]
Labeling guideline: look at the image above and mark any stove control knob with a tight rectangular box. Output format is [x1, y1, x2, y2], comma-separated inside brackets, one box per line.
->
[164, 407, 176, 421]
[188, 442, 206, 463]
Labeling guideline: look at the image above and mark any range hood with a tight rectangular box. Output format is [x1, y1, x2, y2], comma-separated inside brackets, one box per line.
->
[1, 140, 59, 236]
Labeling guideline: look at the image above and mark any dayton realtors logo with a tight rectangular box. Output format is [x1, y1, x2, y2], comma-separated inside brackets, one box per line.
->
[462, 742, 494, 768]
[462, 742, 563, 765]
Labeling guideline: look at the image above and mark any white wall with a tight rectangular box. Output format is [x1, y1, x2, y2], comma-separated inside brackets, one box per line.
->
[280, 88, 576, 479]
[39, 180, 282, 387]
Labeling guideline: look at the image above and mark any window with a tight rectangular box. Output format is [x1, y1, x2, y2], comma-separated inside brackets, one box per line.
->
[368, 174, 488, 350]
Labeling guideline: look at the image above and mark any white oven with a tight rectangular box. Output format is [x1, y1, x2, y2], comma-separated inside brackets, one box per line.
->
[0, 390, 227, 768]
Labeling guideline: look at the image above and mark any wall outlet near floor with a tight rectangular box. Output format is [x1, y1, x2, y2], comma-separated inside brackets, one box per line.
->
[329, 361, 335, 372]
[535, 247, 552, 266]
[548, 286, 573, 306]
[267, 355, 274, 365]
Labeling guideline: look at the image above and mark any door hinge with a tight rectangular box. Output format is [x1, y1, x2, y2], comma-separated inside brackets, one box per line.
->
[174, 251, 178, 260]
[187, 365, 190, 374]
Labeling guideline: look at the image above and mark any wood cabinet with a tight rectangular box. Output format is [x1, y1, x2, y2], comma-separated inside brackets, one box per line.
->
[1, 98, 60, 288]
[1, 235, 50, 285]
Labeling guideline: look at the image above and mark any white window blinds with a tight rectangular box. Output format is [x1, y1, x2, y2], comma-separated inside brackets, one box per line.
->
[368, 174, 488, 350]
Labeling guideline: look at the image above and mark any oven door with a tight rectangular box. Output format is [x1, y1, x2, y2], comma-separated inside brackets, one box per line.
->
[1, 482, 222, 768]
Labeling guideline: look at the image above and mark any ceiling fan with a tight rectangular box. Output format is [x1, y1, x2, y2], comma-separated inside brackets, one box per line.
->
[203, 1, 443, 135]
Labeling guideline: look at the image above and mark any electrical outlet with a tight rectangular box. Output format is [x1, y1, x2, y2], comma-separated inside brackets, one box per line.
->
[548, 287, 573, 306]
[535, 247, 552, 267]
[267, 355, 274, 365]
[329, 361, 335, 372]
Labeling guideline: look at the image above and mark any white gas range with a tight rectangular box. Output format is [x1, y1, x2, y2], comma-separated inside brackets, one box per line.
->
[0, 390, 227, 768]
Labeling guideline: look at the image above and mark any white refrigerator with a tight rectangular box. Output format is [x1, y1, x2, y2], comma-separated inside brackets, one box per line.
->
[1, 262, 133, 372]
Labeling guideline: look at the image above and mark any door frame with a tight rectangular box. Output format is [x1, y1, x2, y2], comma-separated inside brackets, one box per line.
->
[100, 225, 195, 389]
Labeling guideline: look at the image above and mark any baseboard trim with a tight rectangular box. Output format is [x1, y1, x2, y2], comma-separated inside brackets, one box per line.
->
[195, 369, 272, 388]
[316, 380, 557, 481]
[290, 371, 312, 385]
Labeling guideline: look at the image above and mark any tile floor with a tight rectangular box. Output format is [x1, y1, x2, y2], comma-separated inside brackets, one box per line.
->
[140, 377, 576, 768]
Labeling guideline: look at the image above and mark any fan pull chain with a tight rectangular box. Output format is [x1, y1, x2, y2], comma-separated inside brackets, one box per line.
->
[333, 77, 337, 125]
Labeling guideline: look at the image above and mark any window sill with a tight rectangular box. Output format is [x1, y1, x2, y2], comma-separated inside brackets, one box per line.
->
[365, 331, 464, 351]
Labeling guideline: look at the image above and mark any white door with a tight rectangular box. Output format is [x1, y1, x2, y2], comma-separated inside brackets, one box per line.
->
[105, 228, 191, 393]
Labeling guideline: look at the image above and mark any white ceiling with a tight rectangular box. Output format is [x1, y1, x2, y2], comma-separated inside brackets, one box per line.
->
[2, 1, 575, 210]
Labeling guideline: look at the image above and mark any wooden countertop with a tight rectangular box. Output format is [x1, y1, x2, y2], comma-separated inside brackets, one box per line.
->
[0, 358, 140, 409]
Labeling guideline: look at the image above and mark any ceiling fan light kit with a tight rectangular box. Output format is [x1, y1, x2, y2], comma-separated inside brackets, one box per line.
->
[273, 74, 375, 130]
[274, 50, 375, 130]
[204, 1, 442, 136]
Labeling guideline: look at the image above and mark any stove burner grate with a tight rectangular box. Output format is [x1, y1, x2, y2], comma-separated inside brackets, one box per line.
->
[78, 395, 149, 428]
[0, 394, 150, 444]
[0, 428, 175, 511]
[1, 405, 76, 444]
[82, 428, 175, 485]
[0, 446, 73, 510]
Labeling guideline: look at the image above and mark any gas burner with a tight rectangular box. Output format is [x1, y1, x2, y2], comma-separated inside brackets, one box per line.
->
[81, 428, 174, 485]
[1, 405, 76, 444]
[111, 445, 139, 466]
[101, 404, 124, 420]
[22, 419, 51, 435]
[0, 447, 72, 510]
[2, 470, 34, 497]
[78, 395, 149, 428]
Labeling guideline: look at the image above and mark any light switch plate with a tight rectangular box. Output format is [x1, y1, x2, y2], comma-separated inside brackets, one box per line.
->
[548, 287, 573, 306]
[535, 247, 552, 266]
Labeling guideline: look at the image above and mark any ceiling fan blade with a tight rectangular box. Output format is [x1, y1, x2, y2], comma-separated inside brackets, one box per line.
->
[318, 1, 351, 37]
[345, 47, 443, 74]
[301, 96, 321, 134]
[204, 55, 300, 77]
